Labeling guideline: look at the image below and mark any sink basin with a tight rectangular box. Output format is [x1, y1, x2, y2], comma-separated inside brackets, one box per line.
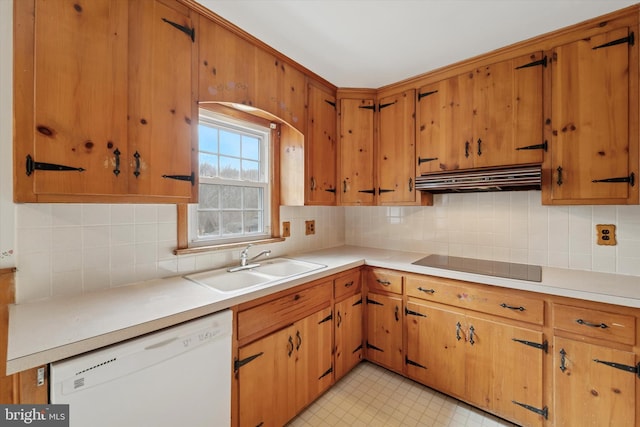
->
[184, 258, 326, 293]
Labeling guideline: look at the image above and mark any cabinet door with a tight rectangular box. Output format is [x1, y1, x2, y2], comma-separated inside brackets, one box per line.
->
[378, 89, 417, 204]
[29, 0, 129, 197]
[466, 316, 545, 427]
[237, 328, 291, 427]
[548, 27, 637, 203]
[474, 52, 544, 168]
[293, 308, 334, 414]
[416, 75, 474, 173]
[306, 83, 337, 205]
[128, 0, 194, 198]
[335, 293, 363, 380]
[339, 98, 375, 205]
[405, 301, 466, 398]
[554, 337, 636, 427]
[198, 16, 255, 105]
[365, 293, 403, 372]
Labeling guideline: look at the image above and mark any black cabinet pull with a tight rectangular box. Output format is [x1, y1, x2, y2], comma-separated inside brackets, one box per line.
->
[408, 177, 413, 192]
[559, 348, 567, 372]
[337, 311, 342, 327]
[376, 279, 391, 286]
[417, 287, 435, 294]
[576, 318, 608, 329]
[500, 303, 525, 311]
[113, 148, 121, 176]
[296, 330, 302, 350]
[343, 180, 347, 193]
[287, 336, 294, 357]
[469, 325, 476, 345]
[465, 141, 470, 158]
[477, 138, 482, 156]
[344, 281, 354, 288]
[395, 306, 399, 322]
[133, 151, 141, 178]
[456, 322, 462, 341]
[556, 166, 563, 186]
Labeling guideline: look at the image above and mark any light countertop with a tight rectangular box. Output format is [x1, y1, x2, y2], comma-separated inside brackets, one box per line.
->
[7, 245, 640, 374]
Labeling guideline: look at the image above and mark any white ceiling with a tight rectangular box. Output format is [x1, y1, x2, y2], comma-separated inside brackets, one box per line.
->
[197, 1, 638, 88]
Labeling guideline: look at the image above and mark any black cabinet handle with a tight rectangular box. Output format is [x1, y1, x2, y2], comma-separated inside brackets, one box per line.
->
[133, 151, 141, 178]
[556, 166, 563, 186]
[395, 306, 399, 322]
[576, 318, 608, 329]
[477, 138, 482, 156]
[288, 336, 294, 357]
[469, 325, 476, 345]
[456, 322, 462, 341]
[113, 148, 121, 176]
[559, 348, 567, 372]
[417, 287, 435, 294]
[337, 311, 342, 328]
[296, 330, 302, 350]
[500, 303, 525, 311]
[465, 141, 470, 158]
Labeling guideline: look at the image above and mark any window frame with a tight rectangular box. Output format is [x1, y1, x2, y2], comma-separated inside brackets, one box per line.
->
[175, 103, 282, 254]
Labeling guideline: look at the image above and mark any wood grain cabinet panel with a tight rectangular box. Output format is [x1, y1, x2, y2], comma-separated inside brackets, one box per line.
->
[553, 336, 637, 427]
[334, 293, 363, 381]
[338, 97, 376, 205]
[546, 26, 639, 204]
[15, 0, 197, 202]
[305, 82, 338, 205]
[365, 292, 403, 373]
[377, 89, 419, 204]
[416, 52, 544, 174]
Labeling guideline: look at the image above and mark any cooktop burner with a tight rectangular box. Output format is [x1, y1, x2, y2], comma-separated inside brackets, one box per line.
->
[412, 254, 542, 282]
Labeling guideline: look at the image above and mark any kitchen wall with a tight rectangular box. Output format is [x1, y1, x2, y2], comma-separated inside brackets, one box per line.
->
[3, 4, 640, 305]
[345, 191, 640, 276]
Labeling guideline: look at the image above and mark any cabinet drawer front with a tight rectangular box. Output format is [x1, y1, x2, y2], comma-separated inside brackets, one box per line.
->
[334, 269, 362, 300]
[406, 274, 544, 325]
[553, 304, 635, 345]
[365, 268, 403, 294]
[238, 281, 332, 341]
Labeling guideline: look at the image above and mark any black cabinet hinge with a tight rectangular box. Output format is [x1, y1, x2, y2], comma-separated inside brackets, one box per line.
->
[512, 401, 548, 419]
[234, 352, 263, 372]
[512, 338, 548, 353]
[405, 356, 427, 369]
[358, 105, 376, 112]
[25, 155, 85, 176]
[417, 90, 438, 101]
[515, 56, 548, 69]
[592, 172, 635, 187]
[418, 157, 438, 165]
[378, 101, 397, 110]
[378, 188, 395, 195]
[593, 359, 640, 378]
[318, 365, 333, 380]
[324, 99, 336, 108]
[161, 18, 195, 42]
[405, 307, 426, 317]
[162, 172, 195, 185]
[353, 298, 363, 306]
[366, 341, 384, 352]
[318, 312, 333, 324]
[358, 188, 376, 194]
[593, 32, 634, 50]
[353, 343, 363, 353]
[366, 297, 383, 306]
[325, 188, 337, 193]
[515, 141, 548, 151]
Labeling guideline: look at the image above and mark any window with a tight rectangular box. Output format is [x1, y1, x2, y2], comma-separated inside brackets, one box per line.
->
[189, 109, 272, 246]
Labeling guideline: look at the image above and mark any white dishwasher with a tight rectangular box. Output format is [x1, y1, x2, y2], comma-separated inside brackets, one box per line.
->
[50, 309, 232, 427]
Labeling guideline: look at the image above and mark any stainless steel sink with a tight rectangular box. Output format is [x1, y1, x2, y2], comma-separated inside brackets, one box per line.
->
[184, 258, 326, 293]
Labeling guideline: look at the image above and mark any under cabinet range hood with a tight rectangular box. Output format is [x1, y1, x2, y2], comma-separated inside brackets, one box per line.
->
[415, 165, 542, 193]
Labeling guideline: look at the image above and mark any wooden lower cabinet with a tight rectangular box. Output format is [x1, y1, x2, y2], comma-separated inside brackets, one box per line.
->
[334, 293, 363, 380]
[236, 307, 333, 427]
[405, 299, 545, 427]
[553, 336, 637, 427]
[365, 292, 403, 373]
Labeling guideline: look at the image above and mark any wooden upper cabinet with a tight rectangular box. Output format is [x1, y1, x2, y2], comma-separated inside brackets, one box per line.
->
[14, 0, 197, 202]
[305, 82, 337, 205]
[377, 89, 419, 204]
[416, 52, 544, 174]
[339, 96, 376, 205]
[198, 16, 255, 106]
[128, 0, 195, 198]
[545, 26, 639, 204]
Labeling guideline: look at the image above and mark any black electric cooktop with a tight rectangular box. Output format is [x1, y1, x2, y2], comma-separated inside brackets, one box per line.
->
[412, 254, 542, 282]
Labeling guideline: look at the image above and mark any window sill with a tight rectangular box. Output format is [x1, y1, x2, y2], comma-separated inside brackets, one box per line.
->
[173, 237, 286, 256]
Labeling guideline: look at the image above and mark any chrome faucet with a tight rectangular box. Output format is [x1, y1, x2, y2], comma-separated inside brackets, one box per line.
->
[229, 244, 271, 272]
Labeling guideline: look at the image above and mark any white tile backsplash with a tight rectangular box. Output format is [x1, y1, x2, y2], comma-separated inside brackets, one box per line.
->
[344, 191, 640, 276]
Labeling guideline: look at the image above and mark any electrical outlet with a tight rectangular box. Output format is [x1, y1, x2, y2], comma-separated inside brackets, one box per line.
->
[596, 224, 617, 246]
[282, 221, 291, 237]
[305, 220, 315, 235]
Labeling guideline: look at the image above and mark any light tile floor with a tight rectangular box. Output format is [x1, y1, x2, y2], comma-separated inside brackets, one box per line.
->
[287, 362, 519, 427]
